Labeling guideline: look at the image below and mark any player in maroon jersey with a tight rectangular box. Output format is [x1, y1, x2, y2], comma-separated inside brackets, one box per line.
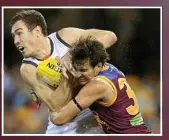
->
[49, 36, 152, 134]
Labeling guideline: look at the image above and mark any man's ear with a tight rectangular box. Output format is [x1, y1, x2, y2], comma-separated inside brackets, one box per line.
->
[33, 26, 42, 38]
[95, 62, 103, 73]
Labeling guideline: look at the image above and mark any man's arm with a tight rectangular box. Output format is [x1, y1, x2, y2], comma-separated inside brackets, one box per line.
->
[20, 63, 72, 111]
[58, 27, 117, 49]
[59, 27, 117, 79]
[49, 79, 107, 125]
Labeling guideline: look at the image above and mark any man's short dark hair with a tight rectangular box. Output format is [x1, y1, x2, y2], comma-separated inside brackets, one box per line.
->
[10, 9, 47, 36]
[71, 36, 110, 67]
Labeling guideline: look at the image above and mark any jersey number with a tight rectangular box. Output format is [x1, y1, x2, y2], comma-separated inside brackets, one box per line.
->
[118, 78, 139, 115]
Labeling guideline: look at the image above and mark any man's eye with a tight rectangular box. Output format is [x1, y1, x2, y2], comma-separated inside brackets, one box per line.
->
[80, 69, 87, 72]
[17, 32, 22, 35]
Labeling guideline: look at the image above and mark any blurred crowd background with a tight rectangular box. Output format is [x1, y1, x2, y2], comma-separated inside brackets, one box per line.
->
[3, 8, 161, 134]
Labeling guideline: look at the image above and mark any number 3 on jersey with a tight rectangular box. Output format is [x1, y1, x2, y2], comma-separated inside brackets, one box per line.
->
[118, 78, 139, 115]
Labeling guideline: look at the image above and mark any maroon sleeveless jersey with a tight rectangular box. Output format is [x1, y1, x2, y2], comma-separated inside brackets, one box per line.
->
[89, 63, 151, 134]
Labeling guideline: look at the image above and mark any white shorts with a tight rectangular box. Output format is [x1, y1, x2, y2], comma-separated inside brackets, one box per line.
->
[45, 108, 105, 134]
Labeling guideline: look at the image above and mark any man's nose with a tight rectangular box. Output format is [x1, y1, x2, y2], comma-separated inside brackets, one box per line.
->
[14, 36, 20, 45]
[76, 72, 82, 78]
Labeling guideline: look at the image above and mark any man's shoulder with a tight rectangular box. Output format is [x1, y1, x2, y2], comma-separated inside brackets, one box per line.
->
[19, 62, 40, 88]
[48, 27, 82, 37]
[20, 63, 36, 76]
[85, 79, 108, 93]
[57, 27, 85, 45]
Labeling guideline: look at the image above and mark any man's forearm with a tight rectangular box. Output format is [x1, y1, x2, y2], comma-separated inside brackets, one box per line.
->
[85, 29, 117, 48]
[32, 86, 61, 111]
[50, 100, 80, 125]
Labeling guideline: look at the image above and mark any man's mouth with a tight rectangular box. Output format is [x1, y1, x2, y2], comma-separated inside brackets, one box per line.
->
[79, 77, 86, 82]
[18, 46, 25, 52]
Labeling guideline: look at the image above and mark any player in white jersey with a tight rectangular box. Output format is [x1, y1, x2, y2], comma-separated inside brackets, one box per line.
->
[10, 9, 117, 134]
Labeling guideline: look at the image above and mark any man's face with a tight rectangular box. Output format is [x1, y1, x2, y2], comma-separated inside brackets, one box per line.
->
[11, 20, 38, 58]
[74, 59, 101, 85]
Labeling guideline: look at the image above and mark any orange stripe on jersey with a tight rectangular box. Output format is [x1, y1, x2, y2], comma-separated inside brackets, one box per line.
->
[95, 76, 117, 107]
[42, 54, 51, 60]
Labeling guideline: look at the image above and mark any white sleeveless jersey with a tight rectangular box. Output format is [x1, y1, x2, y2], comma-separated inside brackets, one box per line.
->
[22, 32, 70, 66]
[22, 32, 104, 134]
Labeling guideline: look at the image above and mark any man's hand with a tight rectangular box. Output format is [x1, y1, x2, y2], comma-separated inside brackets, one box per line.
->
[30, 90, 42, 109]
[60, 52, 79, 79]
[49, 111, 59, 125]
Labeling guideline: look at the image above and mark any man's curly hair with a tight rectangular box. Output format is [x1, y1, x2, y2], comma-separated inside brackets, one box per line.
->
[71, 36, 110, 67]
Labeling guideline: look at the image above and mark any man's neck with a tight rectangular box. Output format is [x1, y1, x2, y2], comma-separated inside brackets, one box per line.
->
[33, 37, 51, 59]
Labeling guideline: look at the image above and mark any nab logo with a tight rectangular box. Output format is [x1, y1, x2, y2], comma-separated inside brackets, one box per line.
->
[46, 62, 62, 73]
